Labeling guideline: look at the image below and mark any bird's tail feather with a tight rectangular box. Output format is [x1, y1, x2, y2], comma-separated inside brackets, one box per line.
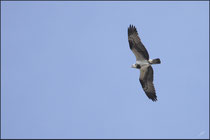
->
[150, 58, 161, 64]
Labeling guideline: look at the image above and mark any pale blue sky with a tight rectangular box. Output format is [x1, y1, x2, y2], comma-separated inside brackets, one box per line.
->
[1, 1, 209, 139]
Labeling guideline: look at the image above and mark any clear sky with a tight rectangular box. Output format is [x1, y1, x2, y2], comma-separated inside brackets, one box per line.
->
[1, 1, 209, 139]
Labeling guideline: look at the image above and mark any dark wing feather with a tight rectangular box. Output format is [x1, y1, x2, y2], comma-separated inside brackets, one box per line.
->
[139, 65, 157, 101]
[128, 25, 149, 60]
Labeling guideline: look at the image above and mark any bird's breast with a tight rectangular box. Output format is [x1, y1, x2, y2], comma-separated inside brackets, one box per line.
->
[136, 60, 149, 67]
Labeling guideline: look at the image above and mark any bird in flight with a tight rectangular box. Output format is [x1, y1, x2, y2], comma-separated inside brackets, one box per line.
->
[128, 25, 161, 101]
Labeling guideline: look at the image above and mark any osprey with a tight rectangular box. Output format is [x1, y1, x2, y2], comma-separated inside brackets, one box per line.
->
[128, 25, 161, 101]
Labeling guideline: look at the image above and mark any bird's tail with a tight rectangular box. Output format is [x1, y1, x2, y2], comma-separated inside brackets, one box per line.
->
[149, 58, 161, 64]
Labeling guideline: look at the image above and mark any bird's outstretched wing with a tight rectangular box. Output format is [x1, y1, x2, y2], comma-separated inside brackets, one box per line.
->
[139, 65, 157, 101]
[128, 25, 149, 61]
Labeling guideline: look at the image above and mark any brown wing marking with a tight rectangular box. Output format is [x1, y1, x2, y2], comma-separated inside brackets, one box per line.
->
[128, 25, 149, 60]
[139, 65, 157, 101]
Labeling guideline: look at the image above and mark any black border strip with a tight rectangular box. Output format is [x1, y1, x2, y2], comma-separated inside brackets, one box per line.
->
[0, 0, 210, 1]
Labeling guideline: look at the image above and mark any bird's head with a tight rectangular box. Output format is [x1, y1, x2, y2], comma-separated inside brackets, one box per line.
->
[131, 64, 141, 69]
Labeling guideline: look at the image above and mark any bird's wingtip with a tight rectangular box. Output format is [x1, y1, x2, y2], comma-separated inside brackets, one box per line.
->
[128, 24, 137, 35]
